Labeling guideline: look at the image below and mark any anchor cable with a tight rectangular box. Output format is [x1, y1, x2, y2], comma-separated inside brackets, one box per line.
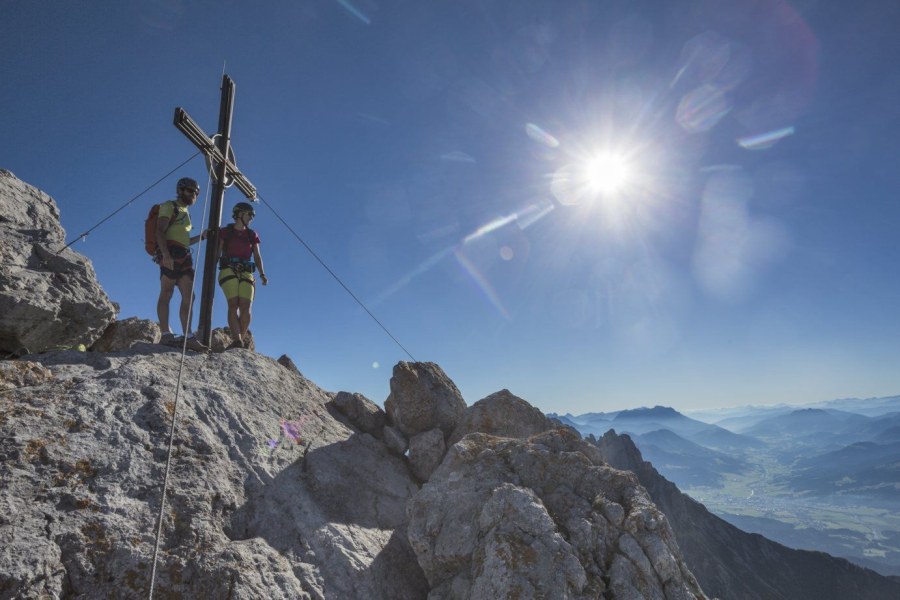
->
[57, 152, 201, 253]
[257, 193, 417, 362]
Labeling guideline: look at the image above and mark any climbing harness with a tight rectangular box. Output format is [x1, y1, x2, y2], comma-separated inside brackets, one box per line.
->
[218, 257, 256, 274]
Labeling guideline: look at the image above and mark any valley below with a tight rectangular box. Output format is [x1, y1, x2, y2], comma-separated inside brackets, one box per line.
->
[679, 450, 900, 577]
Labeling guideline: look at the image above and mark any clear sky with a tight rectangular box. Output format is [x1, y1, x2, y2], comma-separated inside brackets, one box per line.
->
[3, 0, 900, 414]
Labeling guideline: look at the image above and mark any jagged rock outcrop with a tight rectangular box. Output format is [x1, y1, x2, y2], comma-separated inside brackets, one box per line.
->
[208, 327, 256, 352]
[385, 361, 466, 439]
[1, 345, 711, 599]
[0, 348, 428, 598]
[0, 170, 117, 355]
[90, 317, 161, 352]
[448, 388, 558, 445]
[592, 430, 900, 600]
[329, 391, 386, 439]
[407, 428, 445, 481]
[408, 428, 708, 599]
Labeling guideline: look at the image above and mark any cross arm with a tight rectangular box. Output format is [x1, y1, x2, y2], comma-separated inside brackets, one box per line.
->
[173, 107, 257, 200]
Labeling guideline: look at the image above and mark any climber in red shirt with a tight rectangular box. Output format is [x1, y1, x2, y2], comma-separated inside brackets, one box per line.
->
[217, 202, 268, 349]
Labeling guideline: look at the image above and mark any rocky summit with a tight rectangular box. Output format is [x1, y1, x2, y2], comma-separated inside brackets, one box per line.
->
[0, 351, 706, 600]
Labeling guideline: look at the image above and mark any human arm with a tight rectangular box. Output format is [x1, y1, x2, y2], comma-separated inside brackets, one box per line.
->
[253, 245, 268, 285]
[189, 229, 209, 245]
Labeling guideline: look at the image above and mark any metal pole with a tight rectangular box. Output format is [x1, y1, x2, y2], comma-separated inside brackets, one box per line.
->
[197, 74, 235, 346]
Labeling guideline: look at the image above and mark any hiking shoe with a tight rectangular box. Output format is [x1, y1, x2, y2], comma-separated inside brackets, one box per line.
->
[184, 336, 209, 352]
[226, 339, 244, 350]
[159, 332, 179, 345]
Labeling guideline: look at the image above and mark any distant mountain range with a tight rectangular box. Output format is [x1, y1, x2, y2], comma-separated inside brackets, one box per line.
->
[784, 440, 900, 499]
[685, 394, 900, 426]
[553, 399, 900, 576]
[551, 404, 762, 451]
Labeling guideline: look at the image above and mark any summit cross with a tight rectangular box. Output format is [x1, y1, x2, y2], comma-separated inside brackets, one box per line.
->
[173, 74, 257, 347]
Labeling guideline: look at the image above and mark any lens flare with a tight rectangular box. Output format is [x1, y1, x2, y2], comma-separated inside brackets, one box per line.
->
[583, 153, 631, 195]
[737, 126, 795, 150]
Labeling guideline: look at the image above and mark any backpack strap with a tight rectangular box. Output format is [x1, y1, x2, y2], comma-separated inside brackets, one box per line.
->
[157, 201, 179, 246]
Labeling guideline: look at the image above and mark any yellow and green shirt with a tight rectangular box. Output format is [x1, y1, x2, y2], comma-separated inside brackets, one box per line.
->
[158, 200, 192, 247]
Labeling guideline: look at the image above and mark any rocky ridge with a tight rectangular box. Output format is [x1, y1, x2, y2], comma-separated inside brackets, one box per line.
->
[0, 350, 707, 599]
[0, 170, 117, 356]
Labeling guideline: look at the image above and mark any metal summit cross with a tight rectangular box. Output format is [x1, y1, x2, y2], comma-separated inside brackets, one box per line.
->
[173, 74, 257, 347]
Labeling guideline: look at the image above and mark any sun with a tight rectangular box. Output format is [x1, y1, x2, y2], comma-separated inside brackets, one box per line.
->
[582, 152, 632, 195]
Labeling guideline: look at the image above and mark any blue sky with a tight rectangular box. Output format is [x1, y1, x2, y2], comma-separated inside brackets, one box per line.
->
[3, 0, 900, 414]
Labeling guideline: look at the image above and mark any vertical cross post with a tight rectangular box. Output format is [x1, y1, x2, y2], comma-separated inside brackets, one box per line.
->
[196, 75, 236, 346]
[174, 74, 256, 347]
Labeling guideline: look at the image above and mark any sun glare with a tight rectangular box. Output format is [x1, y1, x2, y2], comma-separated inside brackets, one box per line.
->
[583, 153, 631, 195]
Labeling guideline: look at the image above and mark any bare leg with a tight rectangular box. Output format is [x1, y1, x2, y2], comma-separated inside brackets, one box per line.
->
[238, 298, 253, 339]
[227, 297, 242, 343]
[157, 276, 177, 333]
[176, 275, 195, 335]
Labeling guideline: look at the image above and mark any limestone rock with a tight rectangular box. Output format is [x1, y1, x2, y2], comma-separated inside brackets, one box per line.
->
[0, 347, 428, 599]
[384, 361, 466, 439]
[208, 327, 255, 352]
[330, 391, 386, 438]
[0, 170, 117, 355]
[277, 354, 301, 374]
[407, 428, 708, 600]
[90, 317, 160, 352]
[449, 388, 557, 445]
[408, 428, 445, 481]
[383, 424, 408, 456]
[0, 360, 54, 391]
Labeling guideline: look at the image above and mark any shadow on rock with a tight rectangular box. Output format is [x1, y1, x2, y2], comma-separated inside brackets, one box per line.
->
[224, 433, 427, 598]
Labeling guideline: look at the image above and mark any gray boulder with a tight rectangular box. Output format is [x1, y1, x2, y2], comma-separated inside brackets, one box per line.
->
[383, 424, 409, 456]
[449, 388, 558, 445]
[384, 361, 466, 439]
[408, 428, 446, 481]
[207, 327, 255, 352]
[91, 317, 160, 352]
[330, 391, 386, 438]
[0, 169, 117, 355]
[407, 428, 708, 600]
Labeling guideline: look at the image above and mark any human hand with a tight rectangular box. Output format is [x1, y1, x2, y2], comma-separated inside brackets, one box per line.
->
[260, 274, 269, 286]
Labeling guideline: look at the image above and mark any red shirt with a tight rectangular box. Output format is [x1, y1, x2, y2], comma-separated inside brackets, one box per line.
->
[219, 226, 260, 261]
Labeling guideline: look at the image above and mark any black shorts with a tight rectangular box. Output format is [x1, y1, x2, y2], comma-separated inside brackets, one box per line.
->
[157, 245, 194, 281]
